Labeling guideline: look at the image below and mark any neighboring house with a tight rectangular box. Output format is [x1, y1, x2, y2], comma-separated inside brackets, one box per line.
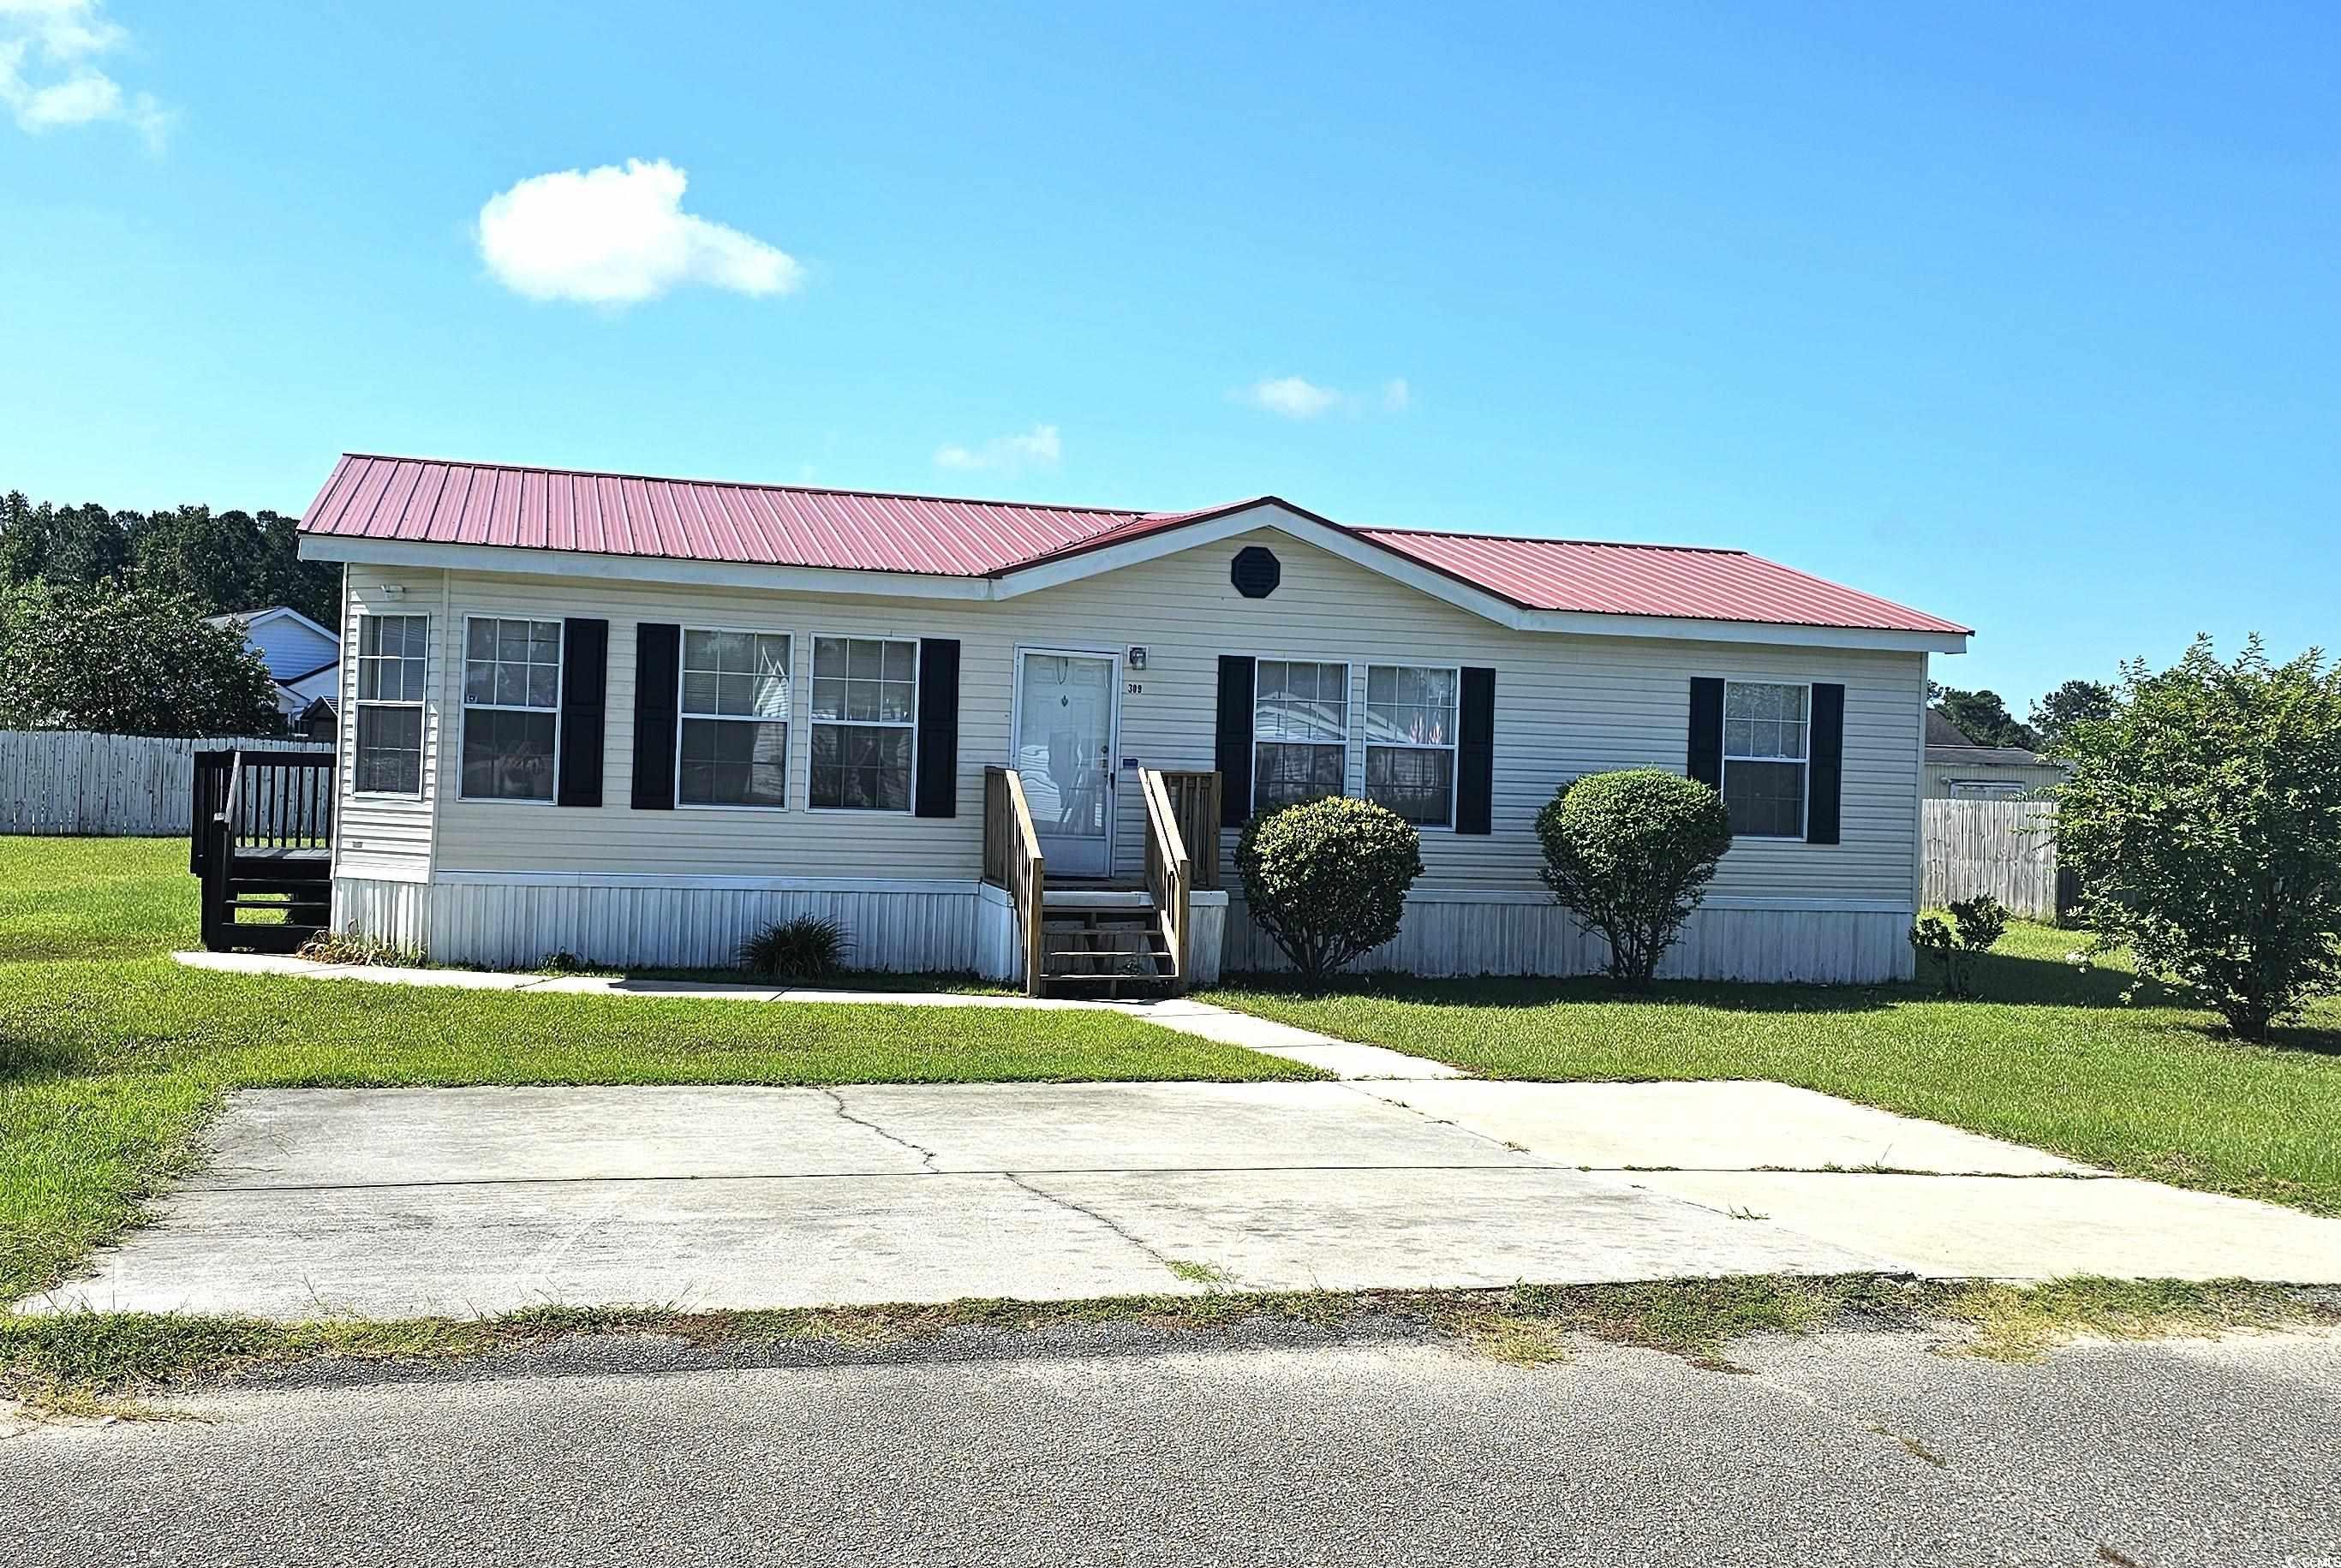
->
[206, 605, 342, 737]
[294, 453, 1971, 986]
[1922, 710, 2066, 799]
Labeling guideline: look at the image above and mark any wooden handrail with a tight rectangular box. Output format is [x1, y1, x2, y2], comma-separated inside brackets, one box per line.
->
[1139, 767, 1191, 990]
[984, 766, 1048, 995]
[1155, 770, 1222, 891]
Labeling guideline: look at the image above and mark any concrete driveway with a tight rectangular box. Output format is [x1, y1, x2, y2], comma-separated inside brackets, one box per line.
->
[33, 1080, 2341, 1318]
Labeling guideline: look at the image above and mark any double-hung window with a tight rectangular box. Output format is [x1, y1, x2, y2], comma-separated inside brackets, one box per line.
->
[678, 629, 791, 808]
[809, 635, 916, 810]
[461, 617, 562, 802]
[1364, 664, 1459, 827]
[353, 613, 428, 796]
[1722, 680, 1808, 838]
[1253, 659, 1349, 813]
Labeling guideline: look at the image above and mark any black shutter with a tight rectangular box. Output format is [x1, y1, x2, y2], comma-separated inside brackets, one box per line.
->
[1687, 677, 1724, 790]
[630, 622, 680, 810]
[1806, 683, 1845, 844]
[1455, 666, 1496, 834]
[555, 617, 609, 807]
[914, 638, 960, 818]
[1215, 656, 1255, 826]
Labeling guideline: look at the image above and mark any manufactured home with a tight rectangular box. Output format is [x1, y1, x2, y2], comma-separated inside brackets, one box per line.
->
[200, 454, 1971, 991]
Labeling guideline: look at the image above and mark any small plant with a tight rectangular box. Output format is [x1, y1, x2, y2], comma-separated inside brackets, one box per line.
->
[1236, 796, 1424, 985]
[538, 950, 585, 975]
[1909, 893, 2009, 998]
[295, 930, 424, 968]
[1537, 769, 1732, 990]
[738, 915, 851, 981]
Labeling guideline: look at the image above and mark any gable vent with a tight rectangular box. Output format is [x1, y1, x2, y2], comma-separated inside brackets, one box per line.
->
[1231, 546, 1281, 599]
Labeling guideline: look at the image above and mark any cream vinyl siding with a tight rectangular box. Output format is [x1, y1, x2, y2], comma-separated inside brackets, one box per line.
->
[333, 567, 442, 882]
[345, 529, 1926, 905]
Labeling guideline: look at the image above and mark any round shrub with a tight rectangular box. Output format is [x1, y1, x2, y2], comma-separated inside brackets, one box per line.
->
[1538, 769, 1731, 989]
[1236, 796, 1424, 985]
[738, 914, 851, 981]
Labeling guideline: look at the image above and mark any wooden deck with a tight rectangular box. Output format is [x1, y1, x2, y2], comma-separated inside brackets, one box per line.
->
[193, 749, 335, 953]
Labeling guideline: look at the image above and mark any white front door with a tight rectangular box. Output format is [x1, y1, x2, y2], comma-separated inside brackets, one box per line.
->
[1013, 649, 1119, 878]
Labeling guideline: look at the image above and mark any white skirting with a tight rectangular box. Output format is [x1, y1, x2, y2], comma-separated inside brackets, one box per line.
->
[333, 876, 1902, 984]
[333, 875, 1234, 983]
[1224, 894, 1915, 984]
[336, 876, 982, 974]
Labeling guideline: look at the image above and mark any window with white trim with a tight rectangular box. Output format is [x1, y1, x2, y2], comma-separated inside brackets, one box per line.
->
[1723, 680, 1807, 838]
[1364, 664, 1459, 827]
[1253, 659, 1349, 814]
[678, 629, 791, 808]
[461, 617, 562, 802]
[353, 613, 427, 796]
[809, 635, 916, 810]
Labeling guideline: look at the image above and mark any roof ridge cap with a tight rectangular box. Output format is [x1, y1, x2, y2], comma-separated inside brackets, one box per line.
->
[1359, 523, 1748, 556]
[336, 452, 1147, 517]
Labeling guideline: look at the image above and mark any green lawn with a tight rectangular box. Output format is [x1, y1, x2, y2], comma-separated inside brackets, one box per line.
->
[1207, 922, 2341, 1217]
[0, 838, 1312, 1303]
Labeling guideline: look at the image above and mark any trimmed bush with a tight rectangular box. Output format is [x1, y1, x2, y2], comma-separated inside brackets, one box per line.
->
[738, 915, 851, 981]
[1237, 796, 1424, 984]
[1538, 769, 1731, 989]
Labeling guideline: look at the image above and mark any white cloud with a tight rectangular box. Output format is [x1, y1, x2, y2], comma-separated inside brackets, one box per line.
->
[0, 1, 170, 150]
[1233, 374, 1412, 420]
[934, 424, 1061, 474]
[475, 158, 803, 307]
[1237, 375, 1344, 420]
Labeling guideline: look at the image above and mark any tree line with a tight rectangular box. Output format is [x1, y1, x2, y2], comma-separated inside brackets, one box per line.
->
[1930, 677, 2115, 752]
[0, 488, 328, 736]
[1, 491, 337, 627]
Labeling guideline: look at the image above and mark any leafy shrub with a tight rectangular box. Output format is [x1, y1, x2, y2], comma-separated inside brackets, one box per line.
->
[0, 581, 280, 736]
[538, 950, 585, 975]
[1236, 796, 1424, 984]
[738, 915, 851, 981]
[1538, 769, 1732, 989]
[1910, 894, 2009, 998]
[2054, 636, 2341, 1040]
[296, 930, 424, 968]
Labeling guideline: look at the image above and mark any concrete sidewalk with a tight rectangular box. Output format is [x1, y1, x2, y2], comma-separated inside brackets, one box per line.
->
[33, 1081, 2341, 1320]
[171, 951, 1460, 1082]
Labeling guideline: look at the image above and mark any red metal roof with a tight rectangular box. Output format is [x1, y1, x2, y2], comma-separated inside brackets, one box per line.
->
[1357, 528, 1969, 635]
[300, 454, 1968, 636]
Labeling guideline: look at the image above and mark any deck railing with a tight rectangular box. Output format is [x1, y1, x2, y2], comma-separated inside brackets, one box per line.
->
[194, 748, 336, 951]
[1153, 770, 1222, 891]
[1138, 768, 1192, 988]
[983, 766, 1047, 996]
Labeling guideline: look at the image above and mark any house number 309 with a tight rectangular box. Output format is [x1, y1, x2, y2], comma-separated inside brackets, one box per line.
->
[1125, 682, 1144, 695]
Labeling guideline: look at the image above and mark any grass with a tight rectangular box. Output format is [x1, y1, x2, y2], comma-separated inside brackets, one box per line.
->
[0, 838, 1316, 1304]
[1205, 921, 2341, 1216]
[7, 1275, 2329, 1414]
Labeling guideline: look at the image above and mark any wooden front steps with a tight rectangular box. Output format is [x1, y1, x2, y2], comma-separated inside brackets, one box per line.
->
[1037, 887, 1172, 999]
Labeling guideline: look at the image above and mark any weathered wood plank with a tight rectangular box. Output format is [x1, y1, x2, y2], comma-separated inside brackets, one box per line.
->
[1921, 798, 2058, 918]
[0, 730, 330, 837]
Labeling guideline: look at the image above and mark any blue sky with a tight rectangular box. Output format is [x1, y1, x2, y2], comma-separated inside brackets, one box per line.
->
[3, 2, 2334, 706]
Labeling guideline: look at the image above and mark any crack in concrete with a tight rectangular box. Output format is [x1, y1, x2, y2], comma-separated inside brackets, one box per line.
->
[816, 1088, 941, 1173]
[1000, 1172, 1188, 1277]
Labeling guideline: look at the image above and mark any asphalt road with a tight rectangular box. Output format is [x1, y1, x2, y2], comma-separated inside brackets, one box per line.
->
[7, 1320, 2338, 1567]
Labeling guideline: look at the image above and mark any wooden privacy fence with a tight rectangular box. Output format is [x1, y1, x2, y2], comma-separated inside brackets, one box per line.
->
[0, 730, 332, 837]
[1922, 798, 2063, 919]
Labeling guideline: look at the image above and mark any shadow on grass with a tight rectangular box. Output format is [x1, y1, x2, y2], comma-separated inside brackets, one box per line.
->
[1221, 947, 2117, 1011]
[1217, 947, 2341, 1055]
